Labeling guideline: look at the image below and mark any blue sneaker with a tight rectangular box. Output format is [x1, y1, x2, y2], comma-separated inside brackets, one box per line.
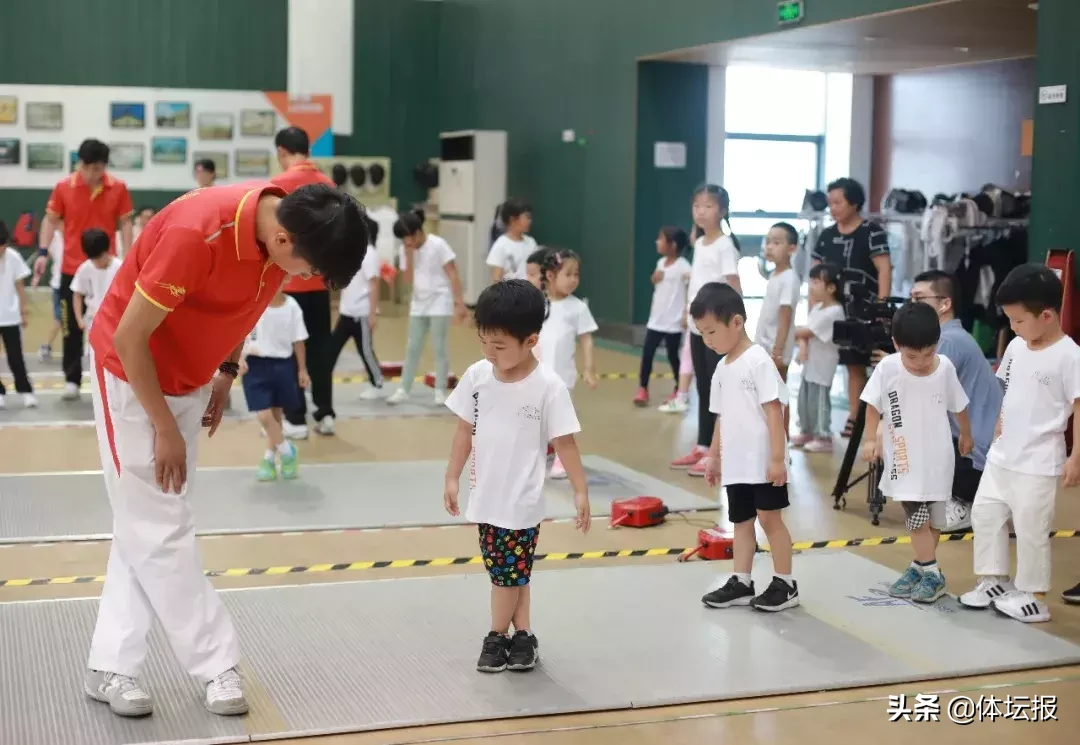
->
[255, 457, 277, 482]
[889, 566, 922, 598]
[280, 443, 299, 480]
[911, 569, 947, 603]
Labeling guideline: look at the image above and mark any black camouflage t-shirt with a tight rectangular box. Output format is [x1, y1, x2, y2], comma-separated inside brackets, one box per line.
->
[812, 220, 889, 290]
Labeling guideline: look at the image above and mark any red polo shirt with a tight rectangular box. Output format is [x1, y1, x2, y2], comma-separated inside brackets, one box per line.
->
[46, 171, 134, 275]
[271, 161, 336, 293]
[89, 182, 289, 396]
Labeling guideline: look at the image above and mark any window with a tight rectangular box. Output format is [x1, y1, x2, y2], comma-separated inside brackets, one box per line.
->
[723, 138, 819, 215]
[724, 67, 827, 136]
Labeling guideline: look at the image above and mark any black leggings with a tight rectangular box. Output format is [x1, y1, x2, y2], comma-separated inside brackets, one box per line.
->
[329, 314, 383, 387]
[0, 325, 32, 394]
[690, 332, 722, 448]
[285, 290, 333, 424]
[639, 329, 681, 389]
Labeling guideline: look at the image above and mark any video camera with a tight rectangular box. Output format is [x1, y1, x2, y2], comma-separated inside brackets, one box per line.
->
[832, 269, 906, 356]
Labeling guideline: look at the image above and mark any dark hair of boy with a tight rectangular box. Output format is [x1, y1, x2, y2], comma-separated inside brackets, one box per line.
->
[0, 220, 9, 246]
[500, 198, 531, 225]
[276, 183, 369, 290]
[995, 263, 1063, 316]
[659, 225, 690, 254]
[363, 214, 379, 245]
[912, 269, 960, 313]
[274, 126, 310, 156]
[827, 177, 866, 211]
[194, 158, 216, 174]
[689, 281, 746, 325]
[526, 247, 551, 267]
[81, 228, 111, 259]
[474, 279, 547, 342]
[392, 209, 425, 239]
[808, 262, 845, 302]
[772, 221, 799, 246]
[77, 139, 110, 166]
[891, 301, 941, 350]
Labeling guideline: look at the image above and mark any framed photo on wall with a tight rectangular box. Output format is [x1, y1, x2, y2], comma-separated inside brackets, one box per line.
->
[192, 150, 229, 179]
[235, 149, 270, 176]
[70, 150, 79, 172]
[110, 102, 146, 129]
[26, 103, 62, 130]
[240, 110, 276, 137]
[0, 96, 16, 124]
[151, 137, 187, 164]
[0, 139, 20, 165]
[109, 142, 146, 170]
[155, 102, 191, 129]
[27, 143, 65, 170]
[198, 113, 234, 140]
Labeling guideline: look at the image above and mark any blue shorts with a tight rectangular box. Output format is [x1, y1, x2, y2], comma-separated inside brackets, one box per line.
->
[242, 356, 301, 413]
[52, 289, 61, 322]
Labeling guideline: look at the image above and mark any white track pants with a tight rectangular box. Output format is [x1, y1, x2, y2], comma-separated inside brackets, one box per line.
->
[971, 461, 1057, 594]
[87, 352, 240, 682]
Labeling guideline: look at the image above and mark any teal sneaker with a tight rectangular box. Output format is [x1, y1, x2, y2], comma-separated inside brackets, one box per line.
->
[280, 444, 299, 480]
[911, 569, 947, 603]
[256, 456, 277, 482]
[889, 566, 922, 598]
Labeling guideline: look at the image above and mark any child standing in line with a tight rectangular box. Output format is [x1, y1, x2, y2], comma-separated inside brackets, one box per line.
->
[330, 217, 384, 400]
[959, 265, 1080, 622]
[443, 279, 590, 673]
[487, 199, 537, 281]
[694, 282, 797, 612]
[634, 226, 691, 407]
[72, 229, 123, 342]
[792, 263, 846, 452]
[861, 302, 973, 603]
[536, 248, 598, 479]
[671, 185, 742, 477]
[388, 210, 467, 406]
[240, 285, 309, 481]
[0, 220, 36, 409]
[755, 223, 801, 381]
[658, 330, 694, 414]
[35, 229, 63, 362]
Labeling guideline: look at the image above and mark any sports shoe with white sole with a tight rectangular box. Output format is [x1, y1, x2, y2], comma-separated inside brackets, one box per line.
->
[959, 577, 1016, 609]
[359, 385, 385, 401]
[23, 393, 38, 408]
[205, 667, 248, 716]
[62, 382, 80, 401]
[84, 670, 153, 717]
[992, 590, 1051, 623]
[282, 421, 308, 440]
[315, 416, 335, 436]
[387, 388, 409, 405]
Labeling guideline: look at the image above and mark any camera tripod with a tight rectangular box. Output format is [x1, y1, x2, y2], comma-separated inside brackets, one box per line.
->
[831, 400, 888, 525]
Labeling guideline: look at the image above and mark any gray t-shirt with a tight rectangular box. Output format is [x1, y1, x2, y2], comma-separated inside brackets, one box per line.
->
[936, 318, 1003, 471]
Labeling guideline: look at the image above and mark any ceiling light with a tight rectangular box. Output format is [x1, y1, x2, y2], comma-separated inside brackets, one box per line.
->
[1028, 2, 1038, 9]
[863, 35, 879, 41]
[954, 47, 970, 52]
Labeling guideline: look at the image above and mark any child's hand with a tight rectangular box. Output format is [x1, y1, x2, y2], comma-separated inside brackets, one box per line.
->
[454, 301, 468, 324]
[239, 359, 248, 376]
[298, 368, 311, 389]
[76, 318, 85, 331]
[22, 310, 29, 329]
[766, 457, 787, 487]
[443, 477, 460, 516]
[573, 491, 591, 533]
[584, 370, 598, 389]
[651, 270, 663, 285]
[958, 432, 974, 457]
[1064, 456, 1080, 488]
[861, 440, 880, 463]
[797, 345, 808, 364]
[704, 456, 721, 487]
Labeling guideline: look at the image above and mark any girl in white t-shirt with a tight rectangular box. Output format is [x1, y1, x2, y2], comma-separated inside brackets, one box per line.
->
[388, 210, 467, 406]
[671, 184, 742, 476]
[0, 222, 37, 409]
[487, 199, 537, 282]
[536, 248, 598, 478]
[793, 263, 846, 452]
[635, 226, 691, 407]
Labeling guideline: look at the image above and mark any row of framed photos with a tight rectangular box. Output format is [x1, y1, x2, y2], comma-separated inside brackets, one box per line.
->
[0, 96, 277, 139]
[0, 138, 271, 176]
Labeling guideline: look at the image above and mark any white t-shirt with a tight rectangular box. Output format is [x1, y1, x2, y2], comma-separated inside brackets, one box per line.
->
[860, 354, 969, 501]
[486, 234, 538, 280]
[70, 257, 122, 322]
[687, 234, 740, 335]
[244, 295, 309, 359]
[537, 295, 599, 389]
[987, 334, 1080, 477]
[647, 256, 692, 334]
[753, 267, 800, 364]
[407, 234, 456, 317]
[802, 302, 846, 387]
[49, 232, 63, 290]
[339, 245, 381, 319]
[708, 344, 789, 486]
[445, 360, 581, 529]
[0, 247, 31, 327]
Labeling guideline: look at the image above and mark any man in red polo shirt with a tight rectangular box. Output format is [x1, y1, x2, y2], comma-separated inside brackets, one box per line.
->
[83, 181, 368, 719]
[271, 127, 338, 438]
[34, 139, 134, 400]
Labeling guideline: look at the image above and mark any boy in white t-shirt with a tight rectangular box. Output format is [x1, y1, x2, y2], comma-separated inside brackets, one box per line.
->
[240, 285, 309, 481]
[792, 263, 846, 452]
[692, 282, 798, 613]
[0, 220, 37, 409]
[861, 302, 973, 603]
[959, 265, 1080, 622]
[71, 229, 122, 339]
[444, 279, 590, 674]
[754, 223, 801, 380]
[330, 217, 384, 399]
[487, 199, 537, 282]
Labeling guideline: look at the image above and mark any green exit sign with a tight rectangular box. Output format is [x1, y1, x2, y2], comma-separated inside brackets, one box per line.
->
[778, 0, 804, 25]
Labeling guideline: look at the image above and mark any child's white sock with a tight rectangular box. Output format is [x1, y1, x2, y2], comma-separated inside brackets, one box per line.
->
[276, 441, 294, 456]
[915, 559, 940, 576]
[264, 449, 276, 462]
[775, 573, 794, 587]
[676, 391, 689, 403]
[734, 572, 752, 587]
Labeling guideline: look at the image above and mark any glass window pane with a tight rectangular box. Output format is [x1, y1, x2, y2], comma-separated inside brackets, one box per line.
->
[725, 66, 826, 136]
[723, 139, 818, 214]
[824, 72, 853, 182]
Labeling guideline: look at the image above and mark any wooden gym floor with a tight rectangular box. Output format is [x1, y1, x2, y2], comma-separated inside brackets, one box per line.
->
[1, 292, 1078, 743]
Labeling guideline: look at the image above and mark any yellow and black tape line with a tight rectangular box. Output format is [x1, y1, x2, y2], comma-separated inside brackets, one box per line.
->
[2, 531, 1079, 589]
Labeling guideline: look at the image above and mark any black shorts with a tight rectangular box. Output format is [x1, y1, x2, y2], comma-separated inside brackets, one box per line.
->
[838, 347, 871, 367]
[241, 356, 301, 413]
[952, 439, 982, 504]
[479, 523, 540, 587]
[726, 483, 790, 523]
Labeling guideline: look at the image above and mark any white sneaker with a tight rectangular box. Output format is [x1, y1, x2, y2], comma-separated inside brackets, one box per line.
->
[0, 395, 5, 409]
[992, 590, 1051, 623]
[38, 344, 52, 362]
[84, 670, 153, 717]
[433, 389, 447, 406]
[943, 498, 972, 533]
[387, 388, 409, 405]
[658, 398, 689, 414]
[359, 385, 385, 401]
[959, 577, 1016, 609]
[282, 421, 309, 440]
[62, 382, 80, 400]
[205, 667, 248, 716]
[23, 394, 38, 409]
[315, 416, 335, 435]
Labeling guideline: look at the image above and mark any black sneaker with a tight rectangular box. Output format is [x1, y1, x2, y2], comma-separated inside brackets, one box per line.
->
[702, 576, 755, 608]
[476, 632, 511, 673]
[1063, 582, 1080, 605]
[751, 577, 800, 612]
[507, 631, 539, 671]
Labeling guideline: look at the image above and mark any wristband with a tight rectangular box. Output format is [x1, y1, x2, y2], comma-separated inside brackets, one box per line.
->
[37, 248, 48, 257]
[218, 361, 240, 378]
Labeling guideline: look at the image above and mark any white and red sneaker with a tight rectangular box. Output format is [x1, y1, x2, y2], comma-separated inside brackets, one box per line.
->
[803, 438, 833, 453]
[789, 433, 813, 447]
[688, 458, 709, 477]
[633, 388, 649, 407]
[670, 446, 706, 470]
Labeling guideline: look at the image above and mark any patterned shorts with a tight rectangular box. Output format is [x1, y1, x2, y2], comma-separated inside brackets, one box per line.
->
[478, 523, 540, 587]
[901, 501, 947, 532]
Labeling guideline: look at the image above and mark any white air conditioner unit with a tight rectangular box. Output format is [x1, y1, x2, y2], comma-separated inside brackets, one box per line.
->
[437, 130, 507, 304]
